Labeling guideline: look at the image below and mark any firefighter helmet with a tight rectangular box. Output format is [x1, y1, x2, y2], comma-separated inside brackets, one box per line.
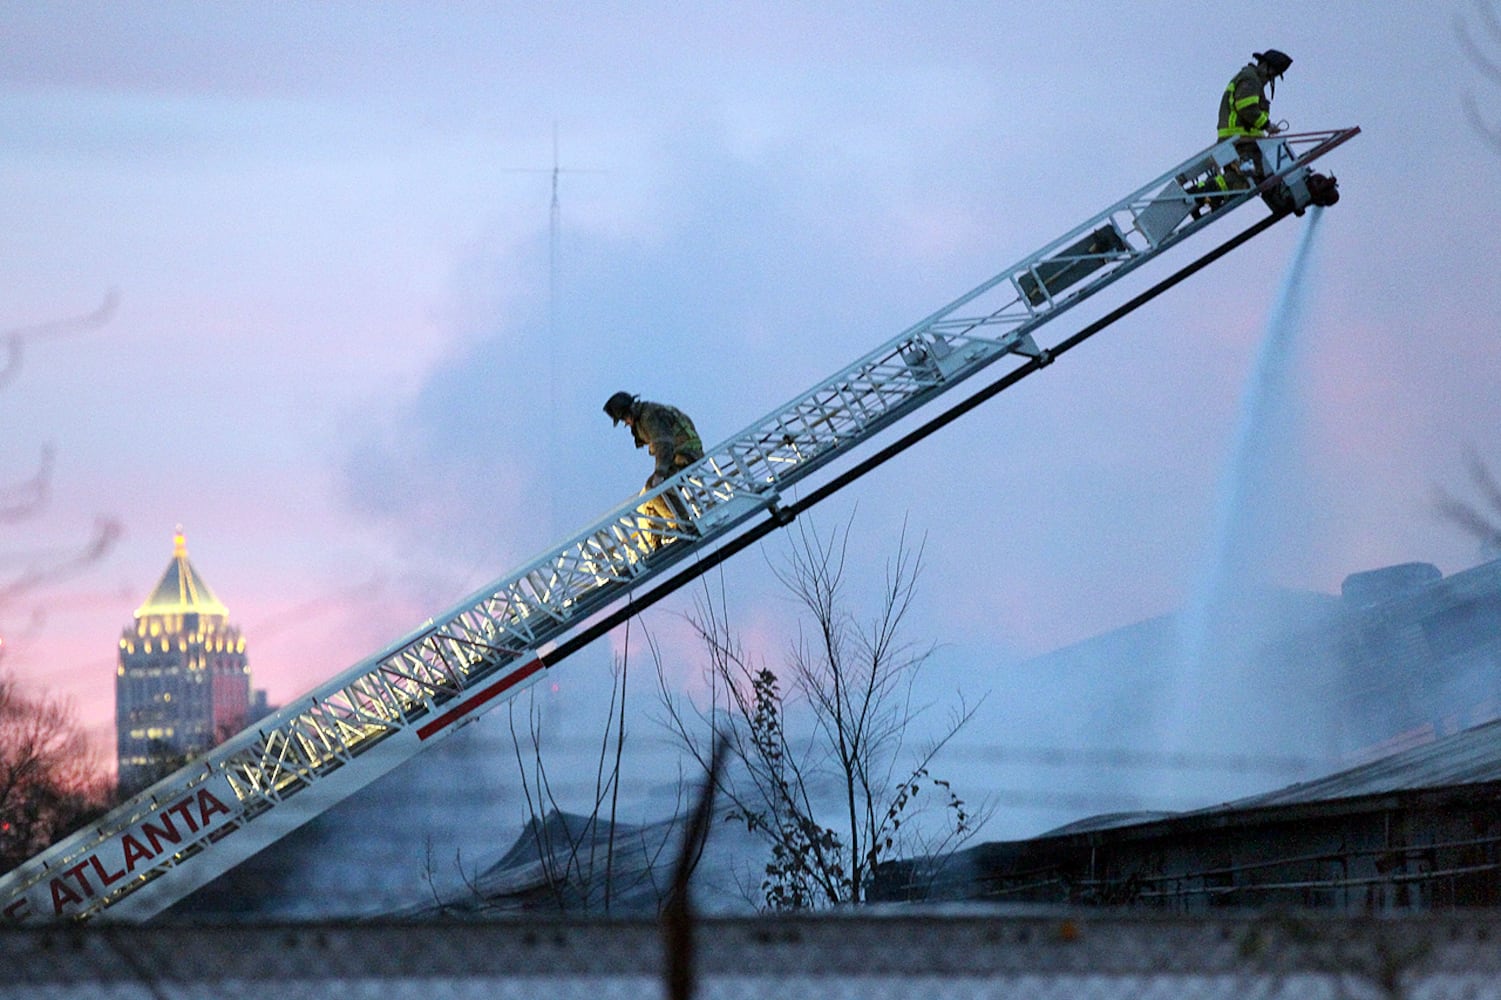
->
[604, 391, 636, 425]
[1254, 49, 1293, 78]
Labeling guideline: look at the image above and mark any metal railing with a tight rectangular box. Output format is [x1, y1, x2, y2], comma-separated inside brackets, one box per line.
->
[0, 128, 1359, 925]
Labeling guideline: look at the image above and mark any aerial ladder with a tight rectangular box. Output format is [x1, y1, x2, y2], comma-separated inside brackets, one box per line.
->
[0, 127, 1358, 923]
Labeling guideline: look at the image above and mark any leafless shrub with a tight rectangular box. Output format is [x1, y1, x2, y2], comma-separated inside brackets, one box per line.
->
[658, 513, 987, 909]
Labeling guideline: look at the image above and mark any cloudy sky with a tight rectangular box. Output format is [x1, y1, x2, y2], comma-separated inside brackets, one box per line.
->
[4, 2, 1500, 836]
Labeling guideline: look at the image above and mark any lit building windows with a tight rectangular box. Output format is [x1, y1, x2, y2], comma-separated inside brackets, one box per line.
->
[115, 529, 255, 797]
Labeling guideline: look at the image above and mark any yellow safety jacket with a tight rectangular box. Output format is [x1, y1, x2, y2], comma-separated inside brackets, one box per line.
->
[1217, 64, 1270, 139]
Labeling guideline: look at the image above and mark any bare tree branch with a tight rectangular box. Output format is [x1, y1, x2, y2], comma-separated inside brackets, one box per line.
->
[1433, 447, 1501, 554]
[658, 512, 985, 909]
[1465, 445, 1501, 518]
[3, 294, 124, 678]
[1458, 4, 1501, 83]
[0, 517, 123, 609]
[0, 446, 54, 524]
[1458, 1, 1501, 152]
[0, 297, 121, 873]
[1, 672, 111, 873]
[0, 291, 118, 392]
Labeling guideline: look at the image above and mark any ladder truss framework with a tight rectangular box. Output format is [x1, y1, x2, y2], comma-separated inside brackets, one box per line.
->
[0, 127, 1358, 924]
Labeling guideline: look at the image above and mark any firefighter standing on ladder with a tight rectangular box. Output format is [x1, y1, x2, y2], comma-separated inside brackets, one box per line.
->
[604, 391, 703, 547]
[1196, 49, 1294, 215]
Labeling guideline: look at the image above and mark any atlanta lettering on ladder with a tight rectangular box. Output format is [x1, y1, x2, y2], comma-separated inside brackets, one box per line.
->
[3, 786, 234, 921]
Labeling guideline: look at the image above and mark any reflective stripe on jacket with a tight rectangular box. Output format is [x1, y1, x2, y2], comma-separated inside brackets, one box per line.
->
[1217, 64, 1270, 139]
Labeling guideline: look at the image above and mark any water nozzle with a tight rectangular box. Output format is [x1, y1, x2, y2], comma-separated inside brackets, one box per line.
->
[1306, 171, 1339, 208]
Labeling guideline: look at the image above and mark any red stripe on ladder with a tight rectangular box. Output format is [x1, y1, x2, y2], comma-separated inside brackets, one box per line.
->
[416, 658, 545, 740]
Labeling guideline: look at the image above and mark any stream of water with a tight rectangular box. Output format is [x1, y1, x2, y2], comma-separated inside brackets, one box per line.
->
[1162, 208, 1326, 802]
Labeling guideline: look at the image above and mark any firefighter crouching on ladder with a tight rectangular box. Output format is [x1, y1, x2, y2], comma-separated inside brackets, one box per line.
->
[1193, 48, 1293, 217]
[604, 391, 704, 550]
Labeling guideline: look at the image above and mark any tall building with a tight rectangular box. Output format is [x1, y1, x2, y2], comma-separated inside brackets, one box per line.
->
[116, 528, 250, 796]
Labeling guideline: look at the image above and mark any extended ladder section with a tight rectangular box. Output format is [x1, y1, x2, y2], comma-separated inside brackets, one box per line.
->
[1, 128, 1358, 923]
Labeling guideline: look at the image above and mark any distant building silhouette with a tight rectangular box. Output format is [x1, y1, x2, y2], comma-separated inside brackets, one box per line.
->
[115, 528, 262, 796]
[873, 556, 1501, 912]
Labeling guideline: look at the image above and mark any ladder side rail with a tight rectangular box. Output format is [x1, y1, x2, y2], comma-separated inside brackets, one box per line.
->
[10, 639, 473, 922]
[0, 612, 521, 921]
[6, 678, 375, 918]
[676, 128, 1356, 504]
[375, 644, 462, 700]
[0, 128, 1358, 923]
[604, 129, 1358, 597]
[205, 485, 771, 819]
[0, 760, 230, 922]
[289, 707, 344, 763]
[0, 325, 936, 920]
[293, 704, 361, 765]
[177, 133, 1371, 738]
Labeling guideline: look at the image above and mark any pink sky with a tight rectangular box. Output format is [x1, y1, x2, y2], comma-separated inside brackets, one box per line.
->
[4, 3, 1500, 796]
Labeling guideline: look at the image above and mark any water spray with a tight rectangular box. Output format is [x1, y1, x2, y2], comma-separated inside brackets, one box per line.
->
[1165, 208, 1328, 800]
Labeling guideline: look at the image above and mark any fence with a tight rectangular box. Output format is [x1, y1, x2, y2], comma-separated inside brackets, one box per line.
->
[7, 909, 1501, 999]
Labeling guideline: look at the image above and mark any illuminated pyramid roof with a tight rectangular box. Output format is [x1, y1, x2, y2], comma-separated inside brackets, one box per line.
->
[135, 527, 229, 619]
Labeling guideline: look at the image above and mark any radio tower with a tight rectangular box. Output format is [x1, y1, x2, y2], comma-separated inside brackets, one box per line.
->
[523, 124, 602, 533]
